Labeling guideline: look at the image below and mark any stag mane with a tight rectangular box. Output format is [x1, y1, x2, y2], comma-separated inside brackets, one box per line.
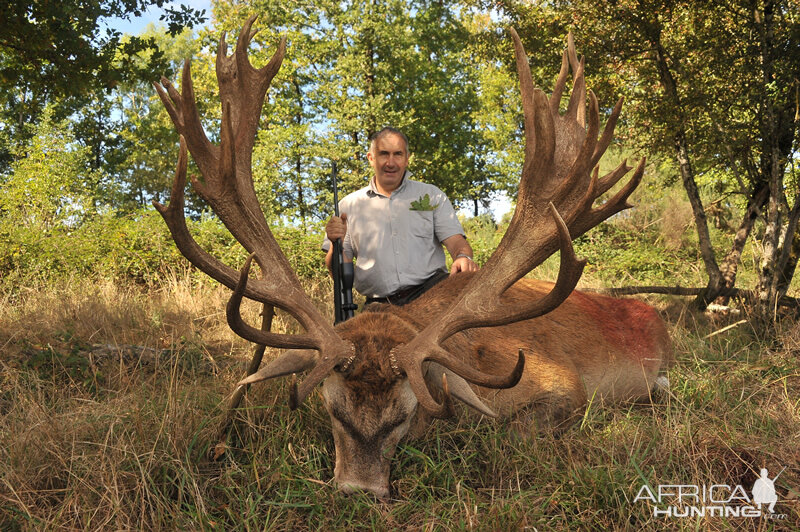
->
[334, 312, 411, 402]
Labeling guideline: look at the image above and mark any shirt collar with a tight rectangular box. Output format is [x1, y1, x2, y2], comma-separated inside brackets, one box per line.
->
[368, 170, 411, 197]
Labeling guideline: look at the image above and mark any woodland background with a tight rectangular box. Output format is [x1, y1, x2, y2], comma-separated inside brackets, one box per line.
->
[1, 0, 800, 529]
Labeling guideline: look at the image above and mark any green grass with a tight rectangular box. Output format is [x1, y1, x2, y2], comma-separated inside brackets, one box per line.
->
[2, 176, 799, 529]
[1, 272, 798, 530]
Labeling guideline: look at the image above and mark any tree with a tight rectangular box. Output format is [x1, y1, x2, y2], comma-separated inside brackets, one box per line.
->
[0, 107, 99, 231]
[113, 25, 199, 212]
[206, 0, 507, 223]
[0, 0, 205, 171]
[494, 0, 800, 314]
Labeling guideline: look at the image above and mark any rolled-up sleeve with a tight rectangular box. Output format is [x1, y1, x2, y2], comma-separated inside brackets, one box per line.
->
[432, 189, 465, 243]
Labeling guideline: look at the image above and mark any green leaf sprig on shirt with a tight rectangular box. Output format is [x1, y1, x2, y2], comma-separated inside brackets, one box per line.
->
[409, 194, 439, 212]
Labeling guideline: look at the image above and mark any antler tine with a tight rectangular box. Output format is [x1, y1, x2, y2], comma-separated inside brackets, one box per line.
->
[565, 56, 586, 126]
[421, 204, 586, 338]
[154, 77, 182, 129]
[511, 28, 538, 176]
[403, 348, 525, 419]
[564, 32, 586, 126]
[291, 340, 356, 409]
[551, 91, 599, 209]
[567, 32, 579, 71]
[390, 28, 642, 416]
[592, 97, 624, 168]
[153, 137, 261, 299]
[226, 255, 321, 350]
[597, 159, 632, 196]
[550, 47, 570, 113]
[393, 205, 579, 416]
[218, 15, 287, 159]
[180, 60, 217, 173]
[575, 157, 646, 236]
[152, 140, 341, 345]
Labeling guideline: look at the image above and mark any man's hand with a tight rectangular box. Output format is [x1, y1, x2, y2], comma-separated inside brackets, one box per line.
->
[326, 213, 348, 242]
[443, 234, 478, 274]
[325, 213, 350, 275]
[450, 254, 478, 274]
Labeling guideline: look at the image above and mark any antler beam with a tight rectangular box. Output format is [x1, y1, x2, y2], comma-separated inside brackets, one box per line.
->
[153, 15, 354, 406]
[391, 28, 646, 415]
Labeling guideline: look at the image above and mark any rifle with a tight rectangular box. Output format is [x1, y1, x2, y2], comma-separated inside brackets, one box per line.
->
[331, 162, 357, 323]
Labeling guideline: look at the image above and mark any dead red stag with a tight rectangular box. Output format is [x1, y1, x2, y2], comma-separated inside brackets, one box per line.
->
[153, 17, 671, 498]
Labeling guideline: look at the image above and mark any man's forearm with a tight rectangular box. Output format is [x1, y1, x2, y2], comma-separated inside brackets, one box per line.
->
[450, 241, 473, 260]
[325, 246, 335, 275]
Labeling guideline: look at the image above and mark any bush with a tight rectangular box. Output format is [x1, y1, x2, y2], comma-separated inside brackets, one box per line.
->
[0, 207, 329, 289]
[459, 213, 506, 267]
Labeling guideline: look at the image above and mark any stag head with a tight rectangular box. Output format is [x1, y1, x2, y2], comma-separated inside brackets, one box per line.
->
[154, 17, 643, 497]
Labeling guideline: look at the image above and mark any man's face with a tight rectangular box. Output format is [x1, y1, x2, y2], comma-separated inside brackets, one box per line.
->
[367, 133, 409, 194]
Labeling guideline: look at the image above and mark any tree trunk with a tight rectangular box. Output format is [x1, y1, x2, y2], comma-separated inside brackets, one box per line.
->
[755, 0, 782, 315]
[715, 183, 769, 304]
[293, 78, 307, 227]
[364, 0, 377, 135]
[777, 218, 800, 299]
[647, 32, 722, 308]
[296, 155, 306, 227]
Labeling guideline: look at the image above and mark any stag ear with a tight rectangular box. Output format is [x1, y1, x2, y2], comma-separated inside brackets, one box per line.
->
[238, 349, 317, 386]
[424, 362, 498, 418]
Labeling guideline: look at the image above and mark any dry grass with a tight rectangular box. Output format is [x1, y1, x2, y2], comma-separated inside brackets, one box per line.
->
[1, 274, 799, 530]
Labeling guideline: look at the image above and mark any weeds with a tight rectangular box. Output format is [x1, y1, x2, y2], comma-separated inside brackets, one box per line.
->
[1, 272, 799, 530]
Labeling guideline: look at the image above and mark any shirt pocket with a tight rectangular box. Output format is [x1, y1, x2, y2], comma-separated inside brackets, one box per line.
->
[408, 210, 434, 239]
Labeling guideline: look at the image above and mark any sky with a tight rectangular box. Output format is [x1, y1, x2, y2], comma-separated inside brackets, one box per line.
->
[105, 0, 213, 36]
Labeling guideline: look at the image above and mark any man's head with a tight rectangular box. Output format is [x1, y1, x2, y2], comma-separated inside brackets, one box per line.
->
[367, 127, 409, 195]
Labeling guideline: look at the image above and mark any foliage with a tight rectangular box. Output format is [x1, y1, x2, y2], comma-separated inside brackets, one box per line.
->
[201, 0, 513, 222]
[0, 207, 331, 290]
[0, 0, 205, 170]
[113, 24, 201, 212]
[460, 213, 506, 267]
[0, 109, 99, 231]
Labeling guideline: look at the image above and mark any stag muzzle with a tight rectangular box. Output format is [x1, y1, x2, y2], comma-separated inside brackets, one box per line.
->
[335, 470, 391, 499]
[331, 438, 392, 498]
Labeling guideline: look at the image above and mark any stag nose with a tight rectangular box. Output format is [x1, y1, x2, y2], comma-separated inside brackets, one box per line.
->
[337, 478, 390, 499]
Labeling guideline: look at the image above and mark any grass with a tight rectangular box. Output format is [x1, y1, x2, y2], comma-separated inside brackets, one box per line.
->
[1, 269, 799, 531]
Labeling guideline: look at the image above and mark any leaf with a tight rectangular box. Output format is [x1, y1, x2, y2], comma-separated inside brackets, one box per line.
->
[410, 194, 439, 211]
[212, 442, 226, 461]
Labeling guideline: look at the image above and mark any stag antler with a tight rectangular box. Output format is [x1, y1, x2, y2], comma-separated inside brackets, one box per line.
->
[153, 15, 354, 406]
[390, 29, 646, 416]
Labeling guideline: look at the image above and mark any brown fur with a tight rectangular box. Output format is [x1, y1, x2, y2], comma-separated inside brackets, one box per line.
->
[334, 312, 413, 404]
[320, 274, 671, 495]
[333, 272, 671, 428]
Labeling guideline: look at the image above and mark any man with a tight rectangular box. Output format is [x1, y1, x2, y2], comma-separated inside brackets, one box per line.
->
[324, 127, 477, 306]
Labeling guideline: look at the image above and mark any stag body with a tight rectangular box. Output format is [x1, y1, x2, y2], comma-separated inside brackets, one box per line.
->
[321, 273, 670, 496]
[154, 17, 672, 500]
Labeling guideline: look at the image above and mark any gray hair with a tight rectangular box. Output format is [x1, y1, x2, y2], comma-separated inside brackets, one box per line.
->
[368, 127, 409, 152]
